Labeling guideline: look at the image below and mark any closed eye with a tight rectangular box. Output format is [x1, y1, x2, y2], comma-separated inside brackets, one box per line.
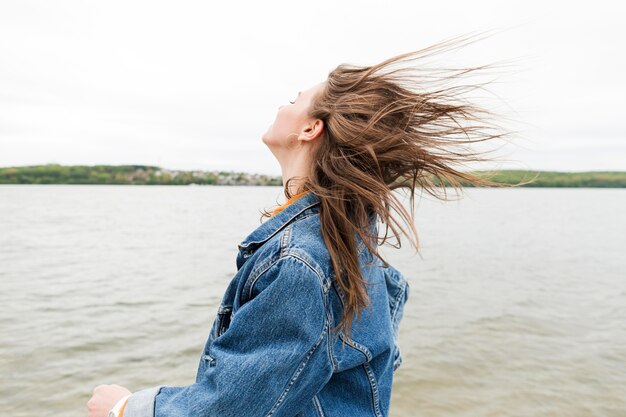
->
[289, 91, 301, 105]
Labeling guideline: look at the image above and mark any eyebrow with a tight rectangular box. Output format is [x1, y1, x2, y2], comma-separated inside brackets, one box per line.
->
[298, 92, 301, 96]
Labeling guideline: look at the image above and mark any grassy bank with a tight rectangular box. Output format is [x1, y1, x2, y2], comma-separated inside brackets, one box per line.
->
[0, 164, 625, 187]
[457, 170, 626, 188]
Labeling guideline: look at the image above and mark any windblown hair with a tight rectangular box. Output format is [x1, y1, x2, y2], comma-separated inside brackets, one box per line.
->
[262, 32, 533, 342]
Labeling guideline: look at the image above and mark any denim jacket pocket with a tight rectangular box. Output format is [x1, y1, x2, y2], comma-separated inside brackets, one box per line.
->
[383, 265, 410, 372]
[202, 304, 233, 368]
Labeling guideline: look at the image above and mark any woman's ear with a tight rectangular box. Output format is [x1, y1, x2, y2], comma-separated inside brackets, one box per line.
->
[300, 119, 324, 142]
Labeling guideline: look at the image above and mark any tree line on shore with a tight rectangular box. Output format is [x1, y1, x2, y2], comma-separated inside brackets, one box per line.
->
[0, 164, 624, 187]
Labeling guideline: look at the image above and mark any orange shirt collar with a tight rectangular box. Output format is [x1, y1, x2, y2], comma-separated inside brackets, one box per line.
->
[271, 190, 310, 217]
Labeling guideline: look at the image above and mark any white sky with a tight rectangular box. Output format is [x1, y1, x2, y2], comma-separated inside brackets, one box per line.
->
[1, 0, 624, 175]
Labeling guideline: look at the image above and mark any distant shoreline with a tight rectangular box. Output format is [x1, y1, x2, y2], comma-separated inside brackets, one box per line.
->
[1, 164, 625, 187]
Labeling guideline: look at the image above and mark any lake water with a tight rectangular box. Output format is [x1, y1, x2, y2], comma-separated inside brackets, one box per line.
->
[0, 185, 624, 416]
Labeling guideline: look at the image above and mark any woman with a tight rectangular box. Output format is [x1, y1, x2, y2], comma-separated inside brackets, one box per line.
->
[88, 34, 518, 417]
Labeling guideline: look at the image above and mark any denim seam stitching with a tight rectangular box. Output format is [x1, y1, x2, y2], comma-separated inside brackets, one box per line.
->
[333, 281, 374, 362]
[332, 277, 346, 307]
[338, 331, 373, 362]
[295, 211, 316, 222]
[362, 361, 383, 417]
[332, 280, 376, 365]
[312, 394, 326, 417]
[281, 251, 335, 369]
[238, 202, 320, 249]
[281, 252, 328, 293]
[261, 254, 329, 416]
[390, 279, 406, 328]
[325, 301, 336, 372]
[280, 223, 292, 257]
[265, 312, 329, 417]
[328, 284, 342, 371]
[243, 252, 282, 301]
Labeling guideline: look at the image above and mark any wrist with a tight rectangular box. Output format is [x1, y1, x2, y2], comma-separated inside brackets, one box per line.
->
[108, 394, 131, 417]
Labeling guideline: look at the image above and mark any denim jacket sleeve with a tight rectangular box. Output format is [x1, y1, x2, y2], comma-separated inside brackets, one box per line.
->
[123, 254, 334, 417]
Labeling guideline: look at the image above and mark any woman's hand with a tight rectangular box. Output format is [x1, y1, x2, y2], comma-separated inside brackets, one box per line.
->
[86, 384, 132, 417]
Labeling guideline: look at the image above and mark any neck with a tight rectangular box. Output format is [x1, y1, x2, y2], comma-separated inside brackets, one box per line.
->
[278, 152, 311, 198]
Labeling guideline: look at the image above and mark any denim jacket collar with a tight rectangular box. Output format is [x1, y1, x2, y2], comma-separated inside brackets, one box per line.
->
[237, 191, 321, 256]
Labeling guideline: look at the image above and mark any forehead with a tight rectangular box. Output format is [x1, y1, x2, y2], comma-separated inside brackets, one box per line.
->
[302, 81, 326, 98]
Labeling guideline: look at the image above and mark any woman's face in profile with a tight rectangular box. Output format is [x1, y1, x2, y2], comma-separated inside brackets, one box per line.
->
[262, 81, 325, 152]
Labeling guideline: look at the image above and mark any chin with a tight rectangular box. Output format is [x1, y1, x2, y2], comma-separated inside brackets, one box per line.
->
[261, 132, 277, 148]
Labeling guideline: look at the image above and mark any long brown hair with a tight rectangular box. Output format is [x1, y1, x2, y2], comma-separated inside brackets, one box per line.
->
[263, 32, 534, 342]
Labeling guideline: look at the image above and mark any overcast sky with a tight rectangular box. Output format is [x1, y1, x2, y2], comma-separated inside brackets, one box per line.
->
[1, 0, 624, 175]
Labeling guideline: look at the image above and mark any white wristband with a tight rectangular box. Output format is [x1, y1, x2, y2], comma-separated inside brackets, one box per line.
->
[108, 394, 132, 417]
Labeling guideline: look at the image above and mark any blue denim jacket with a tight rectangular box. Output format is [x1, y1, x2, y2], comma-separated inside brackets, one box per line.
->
[123, 191, 410, 417]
